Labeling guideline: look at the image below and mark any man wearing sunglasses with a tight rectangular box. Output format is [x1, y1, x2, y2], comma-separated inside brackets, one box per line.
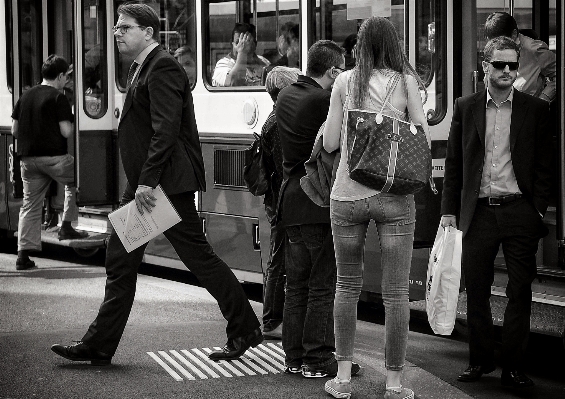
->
[441, 36, 552, 390]
[485, 12, 556, 103]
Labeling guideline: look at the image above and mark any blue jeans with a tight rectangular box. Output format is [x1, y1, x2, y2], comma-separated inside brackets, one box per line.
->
[283, 223, 336, 368]
[262, 220, 286, 331]
[330, 194, 415, 371]
[18, 155, 78, 251]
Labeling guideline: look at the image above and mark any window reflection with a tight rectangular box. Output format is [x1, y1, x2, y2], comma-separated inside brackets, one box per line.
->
[82, 0, 107, 118]
[205, 0, 300, 88]
[19, 0, 43, 93]
[114, 0, 198, 90]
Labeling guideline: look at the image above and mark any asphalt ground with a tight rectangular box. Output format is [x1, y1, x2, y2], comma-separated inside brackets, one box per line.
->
[1, 239, 564, 399]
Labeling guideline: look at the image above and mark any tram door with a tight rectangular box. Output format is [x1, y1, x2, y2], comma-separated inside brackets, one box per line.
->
[9, 0, 76, 225]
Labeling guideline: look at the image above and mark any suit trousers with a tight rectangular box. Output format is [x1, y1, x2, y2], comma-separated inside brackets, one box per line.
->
[82, 186, 260, 356]
[462, 198, 542, 369]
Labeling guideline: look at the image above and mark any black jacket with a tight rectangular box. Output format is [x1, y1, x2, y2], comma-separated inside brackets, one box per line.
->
[276, 75, 331, 226]
[441, 89, 552, 236]
[119, 46, 205, 194]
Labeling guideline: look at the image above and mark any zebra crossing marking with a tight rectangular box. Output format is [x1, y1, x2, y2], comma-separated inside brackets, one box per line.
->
[148, 343, 286, 381]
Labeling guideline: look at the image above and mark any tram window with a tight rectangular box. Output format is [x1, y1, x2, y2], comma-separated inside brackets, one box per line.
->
[114, 1, 198, 90]
[311, 0, 404, 69]
[5, 0, 13, 92]
[415, 0, 446, 125]
[204, 0, 300, 88]
[18, 0, 43, 93]
[82, 1, 108, 119]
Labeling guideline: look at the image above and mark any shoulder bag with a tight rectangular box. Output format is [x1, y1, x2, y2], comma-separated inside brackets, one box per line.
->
[346, 73, 435, 195]
[243, 132, 269, 196]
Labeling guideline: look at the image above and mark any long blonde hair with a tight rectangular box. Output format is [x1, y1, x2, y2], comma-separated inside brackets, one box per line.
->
[351, 17, 427, 108]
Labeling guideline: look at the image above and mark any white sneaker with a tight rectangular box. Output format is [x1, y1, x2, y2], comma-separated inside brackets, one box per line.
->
[384, 386, 414, 399]
[324, 377, 351, 399]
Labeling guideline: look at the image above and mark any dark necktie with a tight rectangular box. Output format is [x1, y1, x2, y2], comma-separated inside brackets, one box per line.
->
[126, 61, 139, 90]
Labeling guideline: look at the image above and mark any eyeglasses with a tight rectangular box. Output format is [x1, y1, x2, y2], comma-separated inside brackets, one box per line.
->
[488, 61, 519, 71]
[112, 24, 145, 34]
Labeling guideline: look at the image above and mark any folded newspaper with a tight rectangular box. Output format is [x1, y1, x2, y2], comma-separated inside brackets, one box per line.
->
[108, 185, 181, 253]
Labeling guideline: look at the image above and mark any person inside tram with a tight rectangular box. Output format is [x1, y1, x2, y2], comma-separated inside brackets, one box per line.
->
[262, 22, 299, 84]
[342, 33, 357, 70]
[322, 16, 431, 399]
[259, 66, 301, 340]
[484, 11, 556, 103]
[174, 45, 197, 86]
[212, 22, 270, 87]
[11, 54, 88, 271]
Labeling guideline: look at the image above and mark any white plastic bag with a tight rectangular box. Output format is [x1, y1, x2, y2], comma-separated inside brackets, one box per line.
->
[425, 225, 463, 335]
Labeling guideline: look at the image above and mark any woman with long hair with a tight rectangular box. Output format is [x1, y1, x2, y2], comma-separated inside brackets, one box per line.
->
[322, 17, 431, 399]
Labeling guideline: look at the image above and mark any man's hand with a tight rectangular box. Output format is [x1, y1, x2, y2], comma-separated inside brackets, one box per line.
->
[135, 185, 157, 215]
[440, 215, 457, 229]
[235, 32, 253, 57]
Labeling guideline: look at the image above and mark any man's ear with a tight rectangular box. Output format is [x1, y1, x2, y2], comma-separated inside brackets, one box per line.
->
[329, 67, 339, 80]
[481, 61, 489, 75]
[145, 26, 154, 40]
[511, 29, 520, 43]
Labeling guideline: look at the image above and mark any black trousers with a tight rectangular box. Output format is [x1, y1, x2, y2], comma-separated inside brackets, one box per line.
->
[82, 186, 260, 356]
[462, 198, 544, 370]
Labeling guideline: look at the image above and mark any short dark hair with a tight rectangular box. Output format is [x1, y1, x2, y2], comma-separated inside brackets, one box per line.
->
[483, 36, 520, 62]
[41, 54, 69, 80]
[306, 40, 344, 78]
[485, 12, 518, 40]
[232, 23, 257, 43]
[117, 2, 160, 40]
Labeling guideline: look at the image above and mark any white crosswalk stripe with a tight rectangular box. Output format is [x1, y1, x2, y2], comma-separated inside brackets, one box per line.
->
[148, 343, 286, 381]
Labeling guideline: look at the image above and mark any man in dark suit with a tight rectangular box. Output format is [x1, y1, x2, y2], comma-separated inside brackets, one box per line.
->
[441, 36, 552, 389]
[276, 40, 359, 378]
[51, 3, 262, 366]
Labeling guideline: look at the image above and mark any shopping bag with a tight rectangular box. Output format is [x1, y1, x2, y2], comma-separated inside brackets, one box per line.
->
[425, 225, 462, 335]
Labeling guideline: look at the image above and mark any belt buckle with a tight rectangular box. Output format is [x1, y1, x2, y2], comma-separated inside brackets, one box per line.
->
[488, 197, 501, 206]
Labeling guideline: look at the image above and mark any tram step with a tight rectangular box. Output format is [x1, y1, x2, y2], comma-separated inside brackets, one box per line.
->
[40, 228, 107, 249]
[409, 292, 565, 338]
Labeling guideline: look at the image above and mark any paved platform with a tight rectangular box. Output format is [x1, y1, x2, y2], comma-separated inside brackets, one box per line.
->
[1, 249, 563, 399]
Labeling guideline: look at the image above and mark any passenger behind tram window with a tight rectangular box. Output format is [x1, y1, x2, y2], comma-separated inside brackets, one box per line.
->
[270, 22, 300, 68]
[262, 22, 299, 84]
[342, 33, 357, 70]
[212, 23, 270, 87]
[175, 45, 197, 86]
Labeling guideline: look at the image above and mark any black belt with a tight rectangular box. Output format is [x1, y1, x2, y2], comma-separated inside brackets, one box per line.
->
[477, 193, 522, 206]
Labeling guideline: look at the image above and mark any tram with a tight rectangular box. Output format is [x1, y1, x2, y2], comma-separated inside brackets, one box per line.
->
[0, 0, 563, 335]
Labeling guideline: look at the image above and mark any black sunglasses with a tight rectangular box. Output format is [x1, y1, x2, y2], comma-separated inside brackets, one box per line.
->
[488, 61, 519, 71]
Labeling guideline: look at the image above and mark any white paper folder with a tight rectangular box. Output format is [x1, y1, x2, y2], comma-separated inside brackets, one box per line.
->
[108, 185, 182, 253]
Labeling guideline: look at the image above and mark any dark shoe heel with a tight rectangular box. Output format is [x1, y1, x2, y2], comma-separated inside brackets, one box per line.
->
[250, 334, 264, 348]
[91, 358, 111, 366]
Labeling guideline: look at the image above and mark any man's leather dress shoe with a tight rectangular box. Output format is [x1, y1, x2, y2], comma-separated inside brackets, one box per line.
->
[208, 328, 264, 361]
[51, 341, 112, 365]
[501, 369, 534, 388]
[457, 364, 496, 382]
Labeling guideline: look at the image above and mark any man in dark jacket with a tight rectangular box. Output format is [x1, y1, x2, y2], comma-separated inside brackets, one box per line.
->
[51, 3, 262, 366]
[441, 37, 552, 389]
[276, 40, 358, 378]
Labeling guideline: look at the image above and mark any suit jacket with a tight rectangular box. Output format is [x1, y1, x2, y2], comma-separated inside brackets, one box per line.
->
[119, 46, 205, 195]
[276, 75, 331, 226]
[441, 89, 552, 236]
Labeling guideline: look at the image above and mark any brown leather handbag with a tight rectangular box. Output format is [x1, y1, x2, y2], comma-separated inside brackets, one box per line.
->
[346, 73, 435, 195]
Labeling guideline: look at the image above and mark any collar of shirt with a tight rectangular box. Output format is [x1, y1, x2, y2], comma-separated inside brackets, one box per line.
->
[486, 86, 514, 108]
[129, 42, 159, 84]
[134, 42, 159, 65]
[297, 75, 322, 89]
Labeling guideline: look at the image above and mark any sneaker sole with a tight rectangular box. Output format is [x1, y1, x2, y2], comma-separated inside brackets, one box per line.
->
[325, 385, 351, 399]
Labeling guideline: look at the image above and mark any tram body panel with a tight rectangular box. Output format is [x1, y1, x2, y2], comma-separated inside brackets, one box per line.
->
[0, 1, 563, 323]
